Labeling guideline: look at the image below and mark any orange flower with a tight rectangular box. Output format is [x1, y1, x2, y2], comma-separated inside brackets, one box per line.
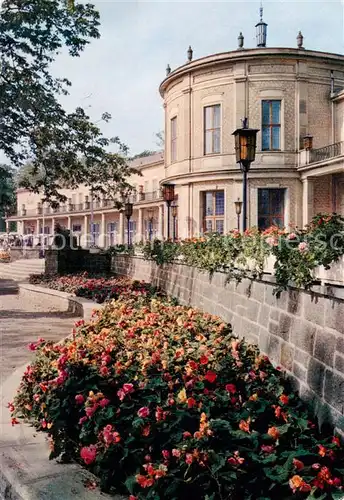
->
[267, 426, 280, 440]
[279, 394, 289, 405]
[318, 445, 327, 457]
[289, 475, 303, 492]
[239, 418, 251, 433]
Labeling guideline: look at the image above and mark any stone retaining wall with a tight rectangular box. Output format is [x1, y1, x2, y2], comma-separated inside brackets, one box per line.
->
[113, 255, 344, 434]
[9, 248, 41, 260]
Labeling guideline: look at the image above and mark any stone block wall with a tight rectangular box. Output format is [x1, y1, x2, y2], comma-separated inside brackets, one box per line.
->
[113, 255, 344, 434]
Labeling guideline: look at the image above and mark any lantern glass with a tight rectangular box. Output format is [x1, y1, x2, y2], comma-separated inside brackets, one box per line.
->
[162, 184, 175, 202]
[171, 202, 178, 218]
[124, 201, 133, 218]
[234, 199, 243, 215]
[233, 126, 259, 164]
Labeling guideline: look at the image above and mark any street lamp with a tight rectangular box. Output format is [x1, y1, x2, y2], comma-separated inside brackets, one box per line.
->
[234, 198, 243, 231]
[147, 207, 154, 241]
[171, 201, 178, 241]
[162, 183, 175, 240]
[124, 200, 133, 247]
[232, 118, 259, 232]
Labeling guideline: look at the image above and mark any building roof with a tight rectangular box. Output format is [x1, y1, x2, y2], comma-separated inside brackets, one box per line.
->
[160, 47, 344, 96]
[129, 151, 164, 170]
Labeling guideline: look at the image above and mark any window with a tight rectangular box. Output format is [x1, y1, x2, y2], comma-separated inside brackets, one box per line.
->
[258, 188, 285, 230]
[204, 105, 221, 155]
[72, 224, 82, 232]
[262, 100, 281, 151]
[107, 222, 117, 246]
[171, 117, 177, 162]
[91, 223, 100, 245]
[203, 191, 224, 234]
[125, 220, 136, 245]
[152, 179, 158, 199]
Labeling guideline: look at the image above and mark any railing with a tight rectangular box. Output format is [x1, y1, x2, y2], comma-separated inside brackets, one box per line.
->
[309, 140, 344, 164]
[12, 191, 164, 219]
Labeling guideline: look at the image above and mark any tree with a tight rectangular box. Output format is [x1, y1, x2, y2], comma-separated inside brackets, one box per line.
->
[155, 130, 165, 148]
[129, 150, 157, 161]
[0, 164, 16, 231]
[1, 1, 136, 204]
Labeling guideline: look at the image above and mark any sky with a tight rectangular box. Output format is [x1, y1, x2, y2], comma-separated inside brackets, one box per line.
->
[3, 0, 344, 162]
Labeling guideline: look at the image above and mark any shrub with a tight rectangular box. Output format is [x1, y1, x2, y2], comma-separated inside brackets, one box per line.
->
[12, 293, 344, 499]
[0, 250, 11, 263]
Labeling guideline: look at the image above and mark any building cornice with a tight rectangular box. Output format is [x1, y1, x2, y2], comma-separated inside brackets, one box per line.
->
[159, 47, 344, 96]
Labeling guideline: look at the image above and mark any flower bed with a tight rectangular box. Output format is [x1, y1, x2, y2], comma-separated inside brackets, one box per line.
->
[29, 273, 160, 304]
[0, 249, 11, 263]
[138, 213, 344, 296]
[11, 287, 344, 499]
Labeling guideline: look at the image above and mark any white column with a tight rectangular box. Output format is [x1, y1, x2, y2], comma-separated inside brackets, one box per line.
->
[158, 204, 164, 240]
[83, 214, 88, 248]
[100, 212, 106, 248]
[67, 216, 71, 230]
[119, 212, 125, 245]
[302, 178, 314, 228]
[36, 219, 40, 236]
[137, 208, 143, 243]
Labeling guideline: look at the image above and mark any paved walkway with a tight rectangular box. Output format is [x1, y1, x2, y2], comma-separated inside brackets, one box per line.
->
[0, 279, 77, 385]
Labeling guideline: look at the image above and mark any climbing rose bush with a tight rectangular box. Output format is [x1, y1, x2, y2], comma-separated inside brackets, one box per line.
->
[11, 292, 344, 499]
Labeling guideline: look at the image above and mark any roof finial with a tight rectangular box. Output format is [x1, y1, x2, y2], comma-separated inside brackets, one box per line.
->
[256, 1, 267, 47]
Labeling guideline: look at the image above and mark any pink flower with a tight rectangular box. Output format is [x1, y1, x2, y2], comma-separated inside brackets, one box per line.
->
[298, 242, 309, 253]
[33, 394, 40, 402]
[185, 453, 193, 464]
[261, 445, 274, 454]
[287, 232, 297, 240]
[162, 450, 170, 459]
[79, 416, 87, 425]
[137, 407, 150, 418]
[80, 444, 97, 465]
[266, 236, 278, 247]
[100, 366, 110, 377]
[172, 449, 181, 458]
[123, 383, 134, 394]
[86, 406, 97, 418]
[117, 389, 126, 401]
[99, 398, 110, 408]
[75, 394, 85, 405]
[28, 343, 37, 351]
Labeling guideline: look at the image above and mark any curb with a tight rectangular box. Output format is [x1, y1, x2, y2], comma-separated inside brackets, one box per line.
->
[0, 287, 124, 500]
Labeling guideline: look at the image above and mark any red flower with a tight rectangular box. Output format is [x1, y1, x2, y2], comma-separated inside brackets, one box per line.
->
[188, 360, 198, 370]
[332, 436, 341, 447]
[99, 398, 110, 408]
[80, 444, 97, 465]
[293, 458, 304, 470]
[187, 397, 197, 409]
[138, 407, 150, 418]
[225, 384, 236, 394]
[183, 431, 192, 439]
[136, 475, 154, 488]
[75, 394, 85, 405]
[185, 453, 193, 464]
[204, 371, 217, 384]
[199, 355, 209, 365]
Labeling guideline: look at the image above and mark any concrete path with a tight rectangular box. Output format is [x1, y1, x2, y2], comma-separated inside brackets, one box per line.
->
[0, 278, 76, 385]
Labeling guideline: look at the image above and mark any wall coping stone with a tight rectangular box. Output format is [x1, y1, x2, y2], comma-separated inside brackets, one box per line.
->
[0, 286, 122, 500]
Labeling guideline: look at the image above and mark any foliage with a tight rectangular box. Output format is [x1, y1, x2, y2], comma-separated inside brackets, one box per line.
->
[130, 151, 158, 161]
[0, 164, 16, 216]
[108, 244, 135, 256]
[141, 239, 181, 265]
[12, 289, 344, 499]
[1, 1, 135, 205]
[138, 214, 344, 295]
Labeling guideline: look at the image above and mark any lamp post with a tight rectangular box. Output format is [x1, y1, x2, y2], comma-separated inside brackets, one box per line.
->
[124, 200, 133, 247]
[41, 199, 45, 256]
[234, 199, 243, 231]
[171, 201, 178, 241]
[232, 118, 259, 232]
[147, 207, 154, 241]
[162, 183, 175, 240]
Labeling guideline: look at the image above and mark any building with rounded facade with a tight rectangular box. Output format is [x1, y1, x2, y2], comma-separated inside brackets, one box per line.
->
[160, 22, 344, 238]
[6, 13, 344, 244]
